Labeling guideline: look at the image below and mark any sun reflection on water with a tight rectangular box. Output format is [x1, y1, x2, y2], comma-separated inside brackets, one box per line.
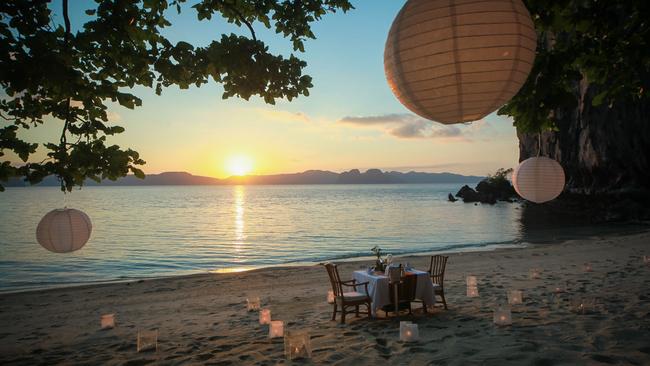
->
[234, 185, 246, 255]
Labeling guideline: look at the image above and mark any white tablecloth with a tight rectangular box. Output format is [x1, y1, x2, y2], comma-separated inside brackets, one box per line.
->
[352, 269, 437, 315]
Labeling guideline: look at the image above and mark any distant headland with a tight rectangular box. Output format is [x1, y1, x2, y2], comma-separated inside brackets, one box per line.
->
[5, 169, 483, 187]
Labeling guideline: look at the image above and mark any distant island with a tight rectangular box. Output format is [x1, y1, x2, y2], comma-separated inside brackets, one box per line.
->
[5, 169, 483, 187]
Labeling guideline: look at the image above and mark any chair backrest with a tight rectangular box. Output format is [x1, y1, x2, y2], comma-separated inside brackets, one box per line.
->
[387, 265, 402, 284]
[324, 262, 344, 297]
[389, 273, 417, 303]
[428, 255, 448, 286]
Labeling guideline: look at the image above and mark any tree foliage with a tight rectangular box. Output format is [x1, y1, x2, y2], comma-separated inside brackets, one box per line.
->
[0, 0, 352, 191]
[499, 0, 650, 134]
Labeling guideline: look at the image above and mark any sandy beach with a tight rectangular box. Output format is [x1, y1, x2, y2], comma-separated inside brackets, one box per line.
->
[1, 230, 649, 365]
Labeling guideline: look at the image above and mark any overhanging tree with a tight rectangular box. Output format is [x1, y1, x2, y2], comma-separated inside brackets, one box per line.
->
[0, 0, 352, 191]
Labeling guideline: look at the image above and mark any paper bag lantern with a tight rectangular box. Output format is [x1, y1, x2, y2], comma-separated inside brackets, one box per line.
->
[247, 297, 260, 312]
[100, 314, 115, 329]
[137, 330, 158, 352]
[269, 320, 284, 339]
[327, 290, 335, 304]
[399, 321, 419, 342]
[384, 0, 537, 124]
[36, 208, 92, 253]
[284, 330, 312, 360]
[493, 306, 512, 326]
[466, 275, 478, 286]
[507, 290, 523, 305]
[644, 256, 650, 265]
[529, 268, 541, 279]
[259, 309, 271, 325]
[570, 297, 595, 315]
[583, 262, 593, 272]
[512, 157, 565, 203]
[466, 284, 479, 297]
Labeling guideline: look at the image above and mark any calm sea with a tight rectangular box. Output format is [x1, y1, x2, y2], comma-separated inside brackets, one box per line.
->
[0, 184, 526, 292]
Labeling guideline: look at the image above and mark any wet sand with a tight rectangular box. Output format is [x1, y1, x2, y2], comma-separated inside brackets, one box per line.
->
[1, 231, 649, 365]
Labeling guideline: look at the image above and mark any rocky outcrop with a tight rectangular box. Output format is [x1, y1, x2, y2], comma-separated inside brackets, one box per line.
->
[454, 180, 516, 204]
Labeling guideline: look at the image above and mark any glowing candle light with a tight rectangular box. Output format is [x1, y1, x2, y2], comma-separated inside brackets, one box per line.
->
[269, 320, 284, 339]
[327, 290, 335, 304]
[466, 276, 478, 286]
[493, 307, 512, 326]
[529, 268, 542, 279]
[259, 309, 271, 325]
[399, 321, 419, 342]
[284, 330, 311, 360]
[507, 290, 523, 305]
[643, 256, 649, 265]
[100, 314, 115, 329]
[467, 285, 479, 298]
[583, 262, 593, 272]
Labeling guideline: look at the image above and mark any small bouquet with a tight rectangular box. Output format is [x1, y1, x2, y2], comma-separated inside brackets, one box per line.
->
[371, 246, 386, 272]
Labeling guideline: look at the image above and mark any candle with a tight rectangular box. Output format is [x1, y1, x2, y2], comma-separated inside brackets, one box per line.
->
[507, 290, 523, 305]
[399, 321, 419, 342]
[100, 314, 115, 329]
[583, 262, 593, 272]
[137, 330, 158, 352]
[247, 297, 261, 312]
[259, 309, 271, 325]
[466, 285, 479, 297]
[327, 290, 335, 304]
[284, 330, 311, 360]
[269, 320, 284, 338]
[643, 256, 649, 265]
[493, 307, 512, 326]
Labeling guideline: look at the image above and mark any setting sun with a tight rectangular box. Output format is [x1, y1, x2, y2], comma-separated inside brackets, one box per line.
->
[226, 155, 254, 176]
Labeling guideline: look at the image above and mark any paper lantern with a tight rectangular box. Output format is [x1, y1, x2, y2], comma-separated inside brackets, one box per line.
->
[466, 284, 479, 298]
[269, 320, 284, 339]
[326, 290, 335, 304]
[247, 297, 260, 312]
[399, 321, 419, 342]
[493, 306, 512, 326]
[384, 0, 537, 124]
[137, 330, 158, 352]
[570, 297, 595, 315]
[507, 290, 523, 305]
[100, 314, 115, 329]
[512, 157, 565, 203]
[259, 309, 271, 325]
[36, 208, 92, 253]
[643, 256, 649, 265]
[284, 330, 312, 360]
[466, 275, 478, 286]
[583, 262, 593, 272]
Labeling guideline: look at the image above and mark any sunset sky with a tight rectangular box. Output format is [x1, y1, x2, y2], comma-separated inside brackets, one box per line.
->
[19, 0, 520, 179]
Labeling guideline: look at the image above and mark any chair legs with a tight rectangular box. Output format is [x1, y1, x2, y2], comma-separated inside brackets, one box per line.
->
[332, 303, 337, 321]
[355, 305, 359, 317]
[436, 289, 448, 310]
[333, 303, 372, 324]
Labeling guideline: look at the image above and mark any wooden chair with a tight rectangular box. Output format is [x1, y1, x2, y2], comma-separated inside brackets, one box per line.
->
[381, 268, 417, 318]
[324, 263, 372, 324]
[428, 255, 449, 309]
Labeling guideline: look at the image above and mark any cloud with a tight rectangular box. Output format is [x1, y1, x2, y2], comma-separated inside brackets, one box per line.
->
[338, 113, 468, 140]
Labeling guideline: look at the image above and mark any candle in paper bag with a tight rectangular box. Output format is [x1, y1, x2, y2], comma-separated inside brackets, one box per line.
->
[583, 262, 593, 272]
[466, 285, 479, 298]
[269, 320, 284, 338]
[493, 307, 512, 326]
[327, 290, 335, 304]
[466, 276, 478, 286]
[100, 313, 115, 329]
[247, 297, 261, 312]
[507, 290, 523, 305]
[399, 321, 419, 342]
[529, 268, 541, 279]
[284, 330, 312, 360]
[259, 309, 271, 325]
[137, 330, 158, 352]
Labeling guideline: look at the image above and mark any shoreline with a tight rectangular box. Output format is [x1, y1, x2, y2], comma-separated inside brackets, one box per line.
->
[3, 222, 648, 295]
[1, 230, 649, 364]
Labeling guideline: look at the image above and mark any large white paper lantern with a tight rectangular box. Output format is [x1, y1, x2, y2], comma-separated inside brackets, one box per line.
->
[36, 208, 92, 253]
[384, 0, 537, 124]
[512, 157, 565, 203]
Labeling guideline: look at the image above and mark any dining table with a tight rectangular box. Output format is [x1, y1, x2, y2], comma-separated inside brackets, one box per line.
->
[352, 268, 438, 316]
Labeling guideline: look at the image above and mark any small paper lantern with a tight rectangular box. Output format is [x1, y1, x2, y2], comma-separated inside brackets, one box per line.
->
[466, 275, 478, 286]
[36, 208, 92, 253]
[643, 256, 649, 265]
[512, 157, 565, 203]
[554, 286, 566, 294]
[529, 268, 541, 279]
[493, 306, 512, 326]
[466, 284, 479, 298]
[259, 309, 271, 325]
[570, 298, 595, 315]
[507, 290, 523, 305]
[100, 314, 115, 329]
[399, 321, 419, 342]
[384, 0, 537, 124]
[247, 297, 261, 312]
[583, 262, 593, 272]
[269, 320, 284, 339]
[137, 330, 158, 352]
[284, 330, 312, 360]
[326, 290, 335, 304]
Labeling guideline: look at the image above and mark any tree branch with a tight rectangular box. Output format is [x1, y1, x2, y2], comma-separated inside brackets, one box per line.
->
[220, 0, 256, 41]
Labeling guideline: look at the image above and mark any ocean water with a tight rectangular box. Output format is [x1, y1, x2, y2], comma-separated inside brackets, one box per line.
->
[0, 184, 524, 292]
